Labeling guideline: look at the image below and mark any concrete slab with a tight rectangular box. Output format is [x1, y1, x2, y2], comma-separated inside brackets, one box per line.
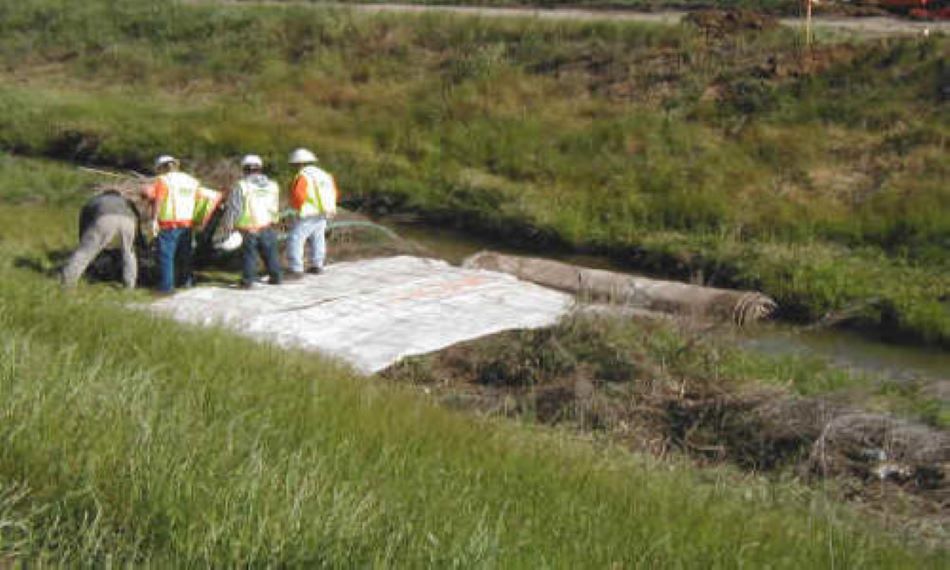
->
[147, 256, 574, 373]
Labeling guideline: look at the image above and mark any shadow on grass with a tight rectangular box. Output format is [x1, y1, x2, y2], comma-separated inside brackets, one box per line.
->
[13, 249, 71, 278]
[13, 246, 262, 291]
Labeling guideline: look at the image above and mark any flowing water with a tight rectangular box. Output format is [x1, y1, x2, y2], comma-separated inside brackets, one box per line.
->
[378, 217, 950, 383]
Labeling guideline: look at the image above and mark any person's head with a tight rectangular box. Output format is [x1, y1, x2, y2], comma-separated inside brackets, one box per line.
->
[288, 148, 317, 167]
[154, 155, 179, 174]
[241, 154, 264, 175]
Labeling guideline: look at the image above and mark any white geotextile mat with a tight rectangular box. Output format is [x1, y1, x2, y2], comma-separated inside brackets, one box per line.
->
[148, 256, 574, 373]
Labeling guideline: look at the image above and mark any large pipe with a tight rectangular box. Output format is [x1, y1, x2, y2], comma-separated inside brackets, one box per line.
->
[463, 251, 777, 325]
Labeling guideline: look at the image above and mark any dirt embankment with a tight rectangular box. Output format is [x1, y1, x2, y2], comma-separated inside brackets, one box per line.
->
[384, 316, 949, 546]
[198, 2, 949, 38]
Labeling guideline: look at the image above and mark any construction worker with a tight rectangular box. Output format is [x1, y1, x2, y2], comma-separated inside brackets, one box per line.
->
[219, 154, 282, 288]
[143, 155, 205, 294]
[61, 191, 142, 289]
[285, 147, 337, 279]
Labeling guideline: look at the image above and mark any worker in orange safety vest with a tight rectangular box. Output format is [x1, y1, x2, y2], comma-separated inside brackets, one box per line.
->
[284, 147, 337, 280]
[143, 155, 212, 293]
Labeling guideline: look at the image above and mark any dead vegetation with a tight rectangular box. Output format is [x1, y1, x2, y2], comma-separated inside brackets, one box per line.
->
[683, 9, 780, 39]
[383, 315, 949, 543]
[519, 8, 860, 108]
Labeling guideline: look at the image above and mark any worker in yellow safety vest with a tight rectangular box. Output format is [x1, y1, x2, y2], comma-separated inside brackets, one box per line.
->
[144, 155, 211, 293]
[219, 154, 282, 289]
[284, 147, 337, 279]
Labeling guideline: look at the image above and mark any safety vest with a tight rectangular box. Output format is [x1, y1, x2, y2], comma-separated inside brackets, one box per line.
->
[235, 176, 279, 231]
[192, 187, 222, 228]
[156, 171, 201, 228]
[296, 166, 337, 218]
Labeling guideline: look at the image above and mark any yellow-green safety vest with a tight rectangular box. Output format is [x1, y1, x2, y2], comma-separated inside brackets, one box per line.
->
[297, 166, 337, 218]
[235, 177, 279, 230]
[157, 171, 201, 226]
[192, 187, 222, 228]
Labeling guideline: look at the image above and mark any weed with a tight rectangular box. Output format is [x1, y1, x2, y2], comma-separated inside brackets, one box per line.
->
[0, 1, 946, 343]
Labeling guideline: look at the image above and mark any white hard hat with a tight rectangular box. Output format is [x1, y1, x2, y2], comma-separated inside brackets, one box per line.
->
[288, 148, 317, 164]
[217, 231, 243, 252]
[154, 155, 178, 169]
[240, 154, 263, 169]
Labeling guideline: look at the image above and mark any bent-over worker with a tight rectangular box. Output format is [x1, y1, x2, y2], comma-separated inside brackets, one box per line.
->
[285, 147, 337, 279]
[220, 154, 282, 288]
[61, 191, 142, 289]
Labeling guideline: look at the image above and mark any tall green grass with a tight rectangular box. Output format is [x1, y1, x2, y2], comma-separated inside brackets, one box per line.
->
[0, 0, 947, 344]
[5, 137, 950, 565]
[5, 266, 945, 565]
[0, 159, 943, 566]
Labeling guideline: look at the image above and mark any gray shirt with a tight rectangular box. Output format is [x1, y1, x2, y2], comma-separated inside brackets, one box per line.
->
[79, 191, 141, 240]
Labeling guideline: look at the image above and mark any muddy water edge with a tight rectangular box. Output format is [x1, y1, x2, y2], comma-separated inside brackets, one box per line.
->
[380, 216, 950, 384]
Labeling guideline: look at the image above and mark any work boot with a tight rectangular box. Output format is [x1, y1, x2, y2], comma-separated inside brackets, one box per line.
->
[284, 271, 305, 281]
[238, 281, 254, 290]
[307, 266, 324, 275]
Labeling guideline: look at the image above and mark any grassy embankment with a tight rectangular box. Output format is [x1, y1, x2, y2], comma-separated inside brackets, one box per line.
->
[294, 0, 817, 16]
[3, 155, 945, 564]
[0, 0, 947, 348]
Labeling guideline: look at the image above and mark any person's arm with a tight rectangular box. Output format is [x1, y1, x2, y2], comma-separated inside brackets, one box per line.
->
[219, 184, 243, 235]
[143, 179, 166, 205]
[289, 174, 308, 211]
[270, 182, 280, 225]
[143, 179, 167, 220]
[194, 188, 223, 230]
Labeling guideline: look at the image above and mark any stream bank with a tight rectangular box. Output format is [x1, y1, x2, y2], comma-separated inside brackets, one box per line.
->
[377, 214, 950, 383]
[357, 214, 948, 545]
[381, 314, 949, 547]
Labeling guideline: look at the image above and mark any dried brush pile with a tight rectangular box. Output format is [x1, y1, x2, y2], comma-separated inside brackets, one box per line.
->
[384, 314, 948, 537]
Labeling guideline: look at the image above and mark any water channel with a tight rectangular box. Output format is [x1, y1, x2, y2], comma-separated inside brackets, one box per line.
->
[378, 217, 950, 384]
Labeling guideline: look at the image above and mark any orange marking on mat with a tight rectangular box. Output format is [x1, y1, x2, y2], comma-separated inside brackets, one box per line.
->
[394, 275, 491, 301]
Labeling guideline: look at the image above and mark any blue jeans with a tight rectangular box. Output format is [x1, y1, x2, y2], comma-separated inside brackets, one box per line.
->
[156, 227, 193, 293]
[241, 228, 282, 286]
[286, 215, 327, 273]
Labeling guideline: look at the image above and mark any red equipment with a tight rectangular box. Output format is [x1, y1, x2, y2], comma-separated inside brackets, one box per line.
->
[874, 0, 950, 20]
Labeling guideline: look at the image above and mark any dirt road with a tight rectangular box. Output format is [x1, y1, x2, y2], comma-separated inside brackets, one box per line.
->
[203, 1, 946, 37]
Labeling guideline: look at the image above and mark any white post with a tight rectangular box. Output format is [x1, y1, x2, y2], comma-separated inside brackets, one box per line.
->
[805, 0, 813, 48]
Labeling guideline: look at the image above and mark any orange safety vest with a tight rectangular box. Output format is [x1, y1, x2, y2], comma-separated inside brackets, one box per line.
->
[155, 172, 201, 229]
[294, 166, 337, 218]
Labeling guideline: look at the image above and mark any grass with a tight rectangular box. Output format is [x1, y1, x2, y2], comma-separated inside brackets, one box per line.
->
[0, 2, 946, 563]
[0, 0, 947, 344]
[4, 270, 941, 565]
[271, 0, 817, 17]
[1, 158, 943, 565]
